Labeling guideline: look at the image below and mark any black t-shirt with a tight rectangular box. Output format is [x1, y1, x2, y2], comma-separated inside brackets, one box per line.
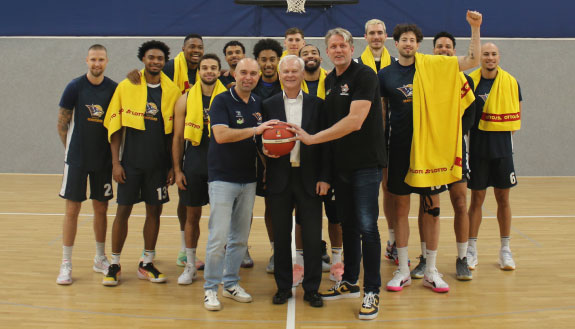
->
[470, 77, 523, 159]
[59, 75, 117, 171]
[208, 87, 263, 183]
[305, 79, 319, 97]
[163, 59, 197, 86]
[252, 78, 282, 100]
[357, 55, 395, 72]
[324, 60, 386, 171]
[122, 85, 170, 169]
[183, 94, 211, 175]
[378, 61, 416, 151]
[219, 74, 236, 89]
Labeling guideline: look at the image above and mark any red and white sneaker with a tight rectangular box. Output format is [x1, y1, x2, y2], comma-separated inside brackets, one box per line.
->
[386, 270, 411, 292]
[423, 269, 450, 293]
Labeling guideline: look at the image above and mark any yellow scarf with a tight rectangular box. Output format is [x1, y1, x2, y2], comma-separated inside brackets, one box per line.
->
[360, 45, 391, 73]
[104, 70, 180, 141]
[184, 79, 228, 146]
[301, 67, 327, 99]
[469, 67, 520, 131]
[173, 52, 201, 94]
[405, 53, 476, 187]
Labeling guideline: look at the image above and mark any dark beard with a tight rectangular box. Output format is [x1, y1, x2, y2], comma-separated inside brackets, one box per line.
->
[304, 63, 320, 73]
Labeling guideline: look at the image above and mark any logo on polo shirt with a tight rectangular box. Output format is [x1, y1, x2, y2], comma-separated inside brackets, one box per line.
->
[397, 84, 413, 99]
[252, 112, 262, 124]
[235, 110, 245, 125]
[340, 84, 350, 96]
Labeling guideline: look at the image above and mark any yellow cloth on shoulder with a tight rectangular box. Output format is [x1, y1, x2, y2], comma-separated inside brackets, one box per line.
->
[469, 67, 520, 131]
[174, 52, 201, 94]
[405, 53, 475, 187]
[360, 46, 391, 73]
[301, 67, 327, 99]
[104, 70, 181, 141]
[184, 79, 228, 146]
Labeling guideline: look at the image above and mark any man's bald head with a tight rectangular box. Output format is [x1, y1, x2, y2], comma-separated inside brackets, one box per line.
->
[234, 58, 260, 93]
[481, 42, 500, 72]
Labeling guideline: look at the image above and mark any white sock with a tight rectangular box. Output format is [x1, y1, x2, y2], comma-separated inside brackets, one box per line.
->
[332, 248, 342, 264]
[180, 231, 186, 251]
[469, 238, 477, 250]
[501, 236, 510, 250]
[425, 249, 437, 273]
[388, 229, 395, 245]
[96, 242, 105, 258]
[420, 242, 427, 258]
[457, 242, 468, 259]
[296, 249, 304, 266]
[143, 250, 155, 265]
[397, 247, 409, 273]
[186, 248, 196, 267]
[111, 253, 121, 265]
[62, 245, 73, 263]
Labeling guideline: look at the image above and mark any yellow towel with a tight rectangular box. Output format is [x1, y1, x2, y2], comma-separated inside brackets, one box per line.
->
[104, 70, 181, 141]
[469, 67, 520, 131]
[360, 45, 391, 73]
[405, 53, 476, 187]
[301, 67, 327, 99]
[184, 79, 228, 146]
[174, 52, 201, 94]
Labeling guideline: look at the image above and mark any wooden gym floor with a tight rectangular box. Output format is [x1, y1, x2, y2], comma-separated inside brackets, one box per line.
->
[0, 174, 573, 329]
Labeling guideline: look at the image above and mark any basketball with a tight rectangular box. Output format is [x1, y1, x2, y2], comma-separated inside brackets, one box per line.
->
[262, 122, 296, 157]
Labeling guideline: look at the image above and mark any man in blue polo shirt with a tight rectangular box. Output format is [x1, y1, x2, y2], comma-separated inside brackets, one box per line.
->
[203, 58, 277, 311]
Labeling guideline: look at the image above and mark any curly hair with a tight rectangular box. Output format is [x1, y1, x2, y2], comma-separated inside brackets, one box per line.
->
[253, 38, 283, 59]
[137, 40, 170, 61]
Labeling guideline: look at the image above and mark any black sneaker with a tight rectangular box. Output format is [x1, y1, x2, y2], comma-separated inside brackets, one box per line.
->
[137, 261, 167, 283]
[359, 292, 379, 320]
[102, 264, 121, 286]
[320, 281, 360, 300]
[272, 289, 293, 304]
[304, 291, 323, 308]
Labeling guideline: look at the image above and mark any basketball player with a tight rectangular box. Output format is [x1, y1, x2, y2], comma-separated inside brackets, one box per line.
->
[172, 54, 227, 285]
[102, 40, 181, 286]
[283, 27, 306, 57]
[410, 32, 476, 281]
[219, 41, 246, 89]
[56, 44, 117, 285]
[467, 42, 523, 271]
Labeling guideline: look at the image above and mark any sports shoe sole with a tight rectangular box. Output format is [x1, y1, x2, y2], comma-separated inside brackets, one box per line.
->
[56, 279, 72, 285]
[204, 303, 222, 311]
[222, 290, 252, 303]
[499, 264, 516, 271]
[456, 274, 473, 281]
[102, 274, 120, 286]
[423, 281, 450, 293]
[93, 265, 108, 274]
[410, 271, 424, 279]
[386, 279, 411, 292]
[321, 292, 360, 300]
[359, 312, 378, 320]
[137, 270, 167, 283]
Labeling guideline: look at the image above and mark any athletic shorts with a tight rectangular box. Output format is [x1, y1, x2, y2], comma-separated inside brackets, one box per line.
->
[117, 166, 169, 205]
[59, 163, 113, 202]
[322, 187, 340, 224]
[387, 145, 447, 196]
[468, 156, 518, 190]
[178, 172, 209, 207]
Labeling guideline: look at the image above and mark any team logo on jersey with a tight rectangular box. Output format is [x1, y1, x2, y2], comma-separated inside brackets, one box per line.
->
[146, 102, 159, 116]
[86, 104, 104, 118]
[340, 84, 350, 96]
[397, 84, 413, 98]
[479, 93, 489, 102]
[252, 112, 262, 124]
[235, 110, 245, 125]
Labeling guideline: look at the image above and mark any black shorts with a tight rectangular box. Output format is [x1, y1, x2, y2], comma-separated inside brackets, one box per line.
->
[59, 164, 113, 202]
[322, 187, 340, 224]
[117, 166, 169, 205]
[468, 156, 518, 190]
[178, 172, 209, 207]
[387, 144, 447, 196]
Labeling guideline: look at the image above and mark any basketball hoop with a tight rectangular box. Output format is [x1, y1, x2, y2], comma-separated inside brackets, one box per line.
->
[286, 0, 306, 13]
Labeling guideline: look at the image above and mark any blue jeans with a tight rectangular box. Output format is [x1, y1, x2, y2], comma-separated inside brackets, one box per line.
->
[204, 181, 256, 291]
[336, 167, 382, 293]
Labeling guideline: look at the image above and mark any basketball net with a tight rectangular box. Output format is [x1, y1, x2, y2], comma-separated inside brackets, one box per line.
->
[286, 0, 306, 13]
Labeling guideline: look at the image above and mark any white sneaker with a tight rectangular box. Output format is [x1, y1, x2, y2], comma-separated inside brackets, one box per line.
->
[386, 269, 411, 292]
[178, 263, 198, 285]
[223, 284, 253, 303]
[93, 255, 110, 274]
[466, 246, 478, 270]
[499, 248, 516, 270]
[322, 260, 331, 272]
[204, 290, 222, 311]
[423, 268, 450, 293]
[57, 262, 72, 285]
[266, 254, 274, 274]
[329, 262, 344, 282]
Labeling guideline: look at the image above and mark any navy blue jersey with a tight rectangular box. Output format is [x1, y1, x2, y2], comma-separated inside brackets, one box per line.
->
[183, 94, 211, 175]
[219, 74, 236, 89]
[59, 75, 117, 171]
[252, 78, 282, 100]
[324, 60, 386, 171]
[208, 87, 262, 183]
[305, 79, 319, 98]
[470, 78, 523, 159]
[122, 86, 170, 169]
[163, 59, 197, 85]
